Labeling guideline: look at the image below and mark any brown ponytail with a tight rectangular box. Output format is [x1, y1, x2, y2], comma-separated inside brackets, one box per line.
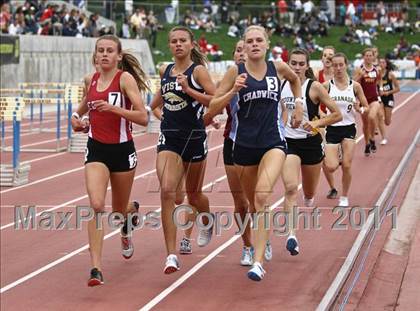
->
[120, 50, 150, 93]
[169, 26, 208, 66]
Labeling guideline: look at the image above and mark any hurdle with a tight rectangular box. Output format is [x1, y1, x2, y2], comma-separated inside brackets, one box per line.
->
[66, 84, 87, 153]
[0, 97, 31, 186]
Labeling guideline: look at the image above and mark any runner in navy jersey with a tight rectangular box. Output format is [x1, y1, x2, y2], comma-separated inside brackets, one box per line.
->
[281, 48, 342, 258]
[149, 26, 216, 274]
[209, 25, 303, 281]
[205, 39, 275, 266]
[71, 35, 149, 286]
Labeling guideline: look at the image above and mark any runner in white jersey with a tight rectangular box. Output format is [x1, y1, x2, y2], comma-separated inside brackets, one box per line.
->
[281, 48, 342, 257]
[323, 53, 368, 207]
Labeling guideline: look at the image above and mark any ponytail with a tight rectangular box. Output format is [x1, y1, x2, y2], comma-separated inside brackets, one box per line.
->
[305, 67, 316, 80]
[120, 50, 150, 94]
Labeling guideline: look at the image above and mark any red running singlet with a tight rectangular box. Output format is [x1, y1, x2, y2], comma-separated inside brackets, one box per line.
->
[86, 70, 133, 144]
[359, 65, 380, 104]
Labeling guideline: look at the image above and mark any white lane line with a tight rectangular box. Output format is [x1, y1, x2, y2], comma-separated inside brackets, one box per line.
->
[0, 171, 226, 293]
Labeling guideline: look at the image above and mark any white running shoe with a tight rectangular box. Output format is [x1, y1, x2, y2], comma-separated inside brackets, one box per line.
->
[380, 139, 388, 145]
[338, 196, 349, 207]
[121, 231, 134, 259]
[247, 262, 266, 281]
[264, 240, 273, 261]
[240, 247, 254, 266]
[179, 237, 192, 255]
[164, 254, 180, 274]
[286, 235, 299, 256]
[197, 223, 213, 247]
[303, 197, 314, 207]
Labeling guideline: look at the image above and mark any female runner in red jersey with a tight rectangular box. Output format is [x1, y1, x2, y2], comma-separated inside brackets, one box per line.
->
[71, 35, 149, 286]
[353, 48, 383, 156]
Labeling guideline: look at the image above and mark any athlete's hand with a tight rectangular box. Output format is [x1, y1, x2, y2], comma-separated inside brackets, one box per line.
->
[210, 118, 221, 129]
[71, 116, 85, 132]
[92, 100, 116, 113]
[203, 113, 213, 127]
[81, 116, 90, 133]
[232, 73, 247, 93]
[302, 120, 318, 133]
[176, 74, 190, 93]
[291, 101, 303, 128]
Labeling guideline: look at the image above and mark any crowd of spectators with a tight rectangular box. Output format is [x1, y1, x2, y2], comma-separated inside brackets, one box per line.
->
[1, 0, 418, 63]
[0, 0, 113, 37]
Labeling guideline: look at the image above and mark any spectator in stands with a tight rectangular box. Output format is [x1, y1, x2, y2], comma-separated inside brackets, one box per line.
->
[0, 2, 11, 34]
[338, 2, 346, 26]
[346, 2, 356, 25]
[227, 20, 240, 37]
[120, 16, 130, 39]
[294, 0, 303, 24]
[302, 0, 314, 17]
[24, 6, 38, 34]
[130, 7, 146, 39]
[8, 18, 24, 35]
[277, 0, 288, 24]
[147, 10, 160, 48]
[376, 1, 386, 28]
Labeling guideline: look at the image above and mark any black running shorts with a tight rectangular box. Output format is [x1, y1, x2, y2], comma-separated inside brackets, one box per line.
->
[85, 138, 137, 172]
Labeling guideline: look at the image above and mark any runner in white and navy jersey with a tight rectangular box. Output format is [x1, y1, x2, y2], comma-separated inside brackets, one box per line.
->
[280, 48, 342, 258]
[209, 25, 304, 281]
[149, 26, 216, 275]
[323, 52, 369, 207]
[70, 35, 149, 286]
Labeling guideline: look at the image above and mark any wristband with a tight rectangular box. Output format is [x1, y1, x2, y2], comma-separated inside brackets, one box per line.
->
[379, 87, 384, 91]
[72, 112, 80, 119]
[145, 106, 152, 114]
[295, 97, 304, 104]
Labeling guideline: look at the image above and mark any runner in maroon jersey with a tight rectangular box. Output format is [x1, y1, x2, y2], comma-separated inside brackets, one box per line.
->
[71, 35, 149, 286]
[353, 48, 383, 156]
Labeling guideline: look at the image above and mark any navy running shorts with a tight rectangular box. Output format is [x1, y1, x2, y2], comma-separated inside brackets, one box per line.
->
[157, 132, 207, 163]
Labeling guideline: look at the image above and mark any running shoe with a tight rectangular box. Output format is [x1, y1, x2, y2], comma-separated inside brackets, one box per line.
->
[326, 188, 338, 199]
[179, 237, 192, 255]
[380, 139, 388, 145]
[88, 268, 104, 287]
[247, 262, 266, 281]
[121, 231, 134, 259]
[286, 235, 300, 256]
[264, 240, 273, 261]
[370, 139, 377, 153]
[303, 197, 314, 207]
[164, 254, 180, 274]
[364, 144, 371, 157]
[338, 196, 349, 207]
[197, 214, 214, 247]
[240, 246, 254, 266]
